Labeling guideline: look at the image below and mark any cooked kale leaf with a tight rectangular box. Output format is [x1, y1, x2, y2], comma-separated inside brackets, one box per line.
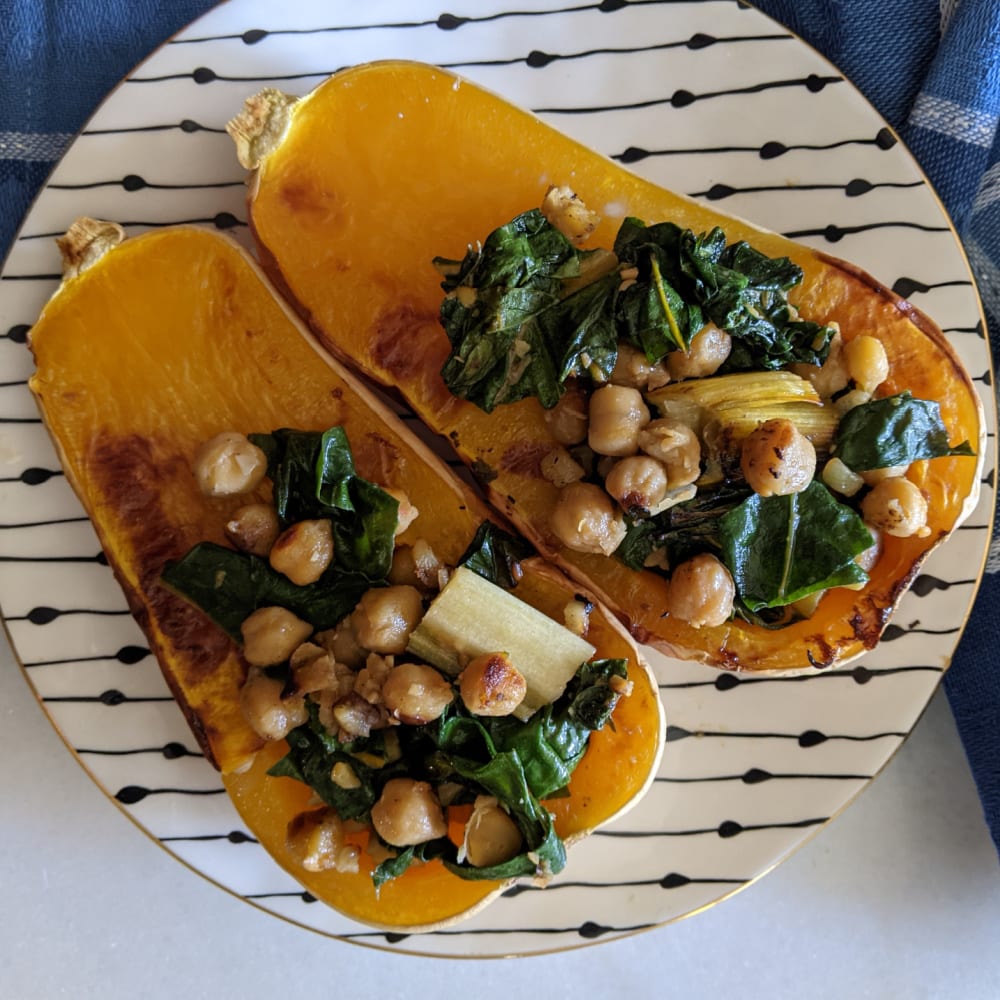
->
[436, 211, 835, 412]
[457, 521, 534, 589]
[719, 480, 874, 610]
[274, 657, 625, 888]
[833, 391, 975, 471]
[160, 542, 370, 639]
[161, 426, 397, 638]
[250, 426, 399, 579]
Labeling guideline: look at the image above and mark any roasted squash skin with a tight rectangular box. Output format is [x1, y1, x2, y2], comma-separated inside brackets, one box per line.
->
[236, 60, 984, 672]
[27, 224, 664, 931]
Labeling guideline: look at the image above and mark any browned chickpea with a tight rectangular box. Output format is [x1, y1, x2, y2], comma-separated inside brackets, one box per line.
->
[588, 384, 650, 456]
[667, 322, 732, 379]
[370, 778, 448, 847]
[740, 418, 816, 496]
[351, 585, 424, 654]
[664, 553, 735, 629]
[861, 477, 929, 537]
[549, 482, 627, 556]
[239, 667, 308, 740]
[459, 651, 528, 717]
[637, 418, 701, 488]
[286, 807, 359, 874]
[193, 431, 268, 497]
[269, 518, 334, 586]
[225, 503, 280, 556]
[463, 796, 523, 867]
[604, 455, 669, 514]
[240, 606, 313, 666]
[381, 662, 455, 724]
[544, 386, 589, 446]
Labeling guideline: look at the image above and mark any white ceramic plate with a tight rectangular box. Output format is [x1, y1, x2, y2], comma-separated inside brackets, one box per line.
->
[0, 0, 993, 958]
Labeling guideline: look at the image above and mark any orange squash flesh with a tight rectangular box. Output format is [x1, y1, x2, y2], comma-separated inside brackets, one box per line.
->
[27, 224, 663, 930]
[226, 557, 662, 930]
[240, 61, 984, 672]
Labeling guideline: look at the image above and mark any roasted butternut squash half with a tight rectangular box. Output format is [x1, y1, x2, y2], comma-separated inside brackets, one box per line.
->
[27, 222, 663, 931]
[232, 60, 983, 672]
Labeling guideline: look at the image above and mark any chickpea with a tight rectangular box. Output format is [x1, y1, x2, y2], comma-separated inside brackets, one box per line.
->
[861, 477, 929, 538]
[550, 482, 627, 556]
[458, 651, 528, 717]
[604, 455, 669, 514]
[240, 606, 314, 666]
[610, 342, 670, 392]
[740, 418, 816, 496]
[637, 418, 701, 488]
[588, 384, 650, 457]
[351, 585, 424, 654]
[664, 553, 735, 628]
[463, 796, 523, 867]
[860, 464, 909, 486]
[544, 386, 589, 446]
[667, 322, 732, 380]
[286, 807, 359, 874]
[225, 502, 280, 556]
[821, 457, 864, 498]
[844, 335, 890, 394]
[269, 518, 334, 586]
[239, 667, 308, 740]
[193, 431, 268, 497]
[370, 778, 448, 847]
[388, 541, 447, 592]
[381, 662, 455, 724]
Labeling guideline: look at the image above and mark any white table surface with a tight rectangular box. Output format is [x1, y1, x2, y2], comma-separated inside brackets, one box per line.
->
[3, 627, 999, 1000]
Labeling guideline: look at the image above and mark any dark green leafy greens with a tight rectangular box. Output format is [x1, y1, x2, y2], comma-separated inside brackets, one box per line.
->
[832, 391, 975, 471]
[719, 480, 874, 611]
[456, 521, 534, 589]
[615, 482, 752, 573]
[436, 211, 836, 411]
[161, 426, 398, 638]
[251, 426, 400, 578]
[161, 542, 370, 639]
[437, 209, 604, 412]
[166, 438, 623, 890]
[267, 657, 629, 889]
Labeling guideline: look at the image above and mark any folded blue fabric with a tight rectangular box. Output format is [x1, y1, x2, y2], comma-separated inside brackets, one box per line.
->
[1, 0, 998, 856]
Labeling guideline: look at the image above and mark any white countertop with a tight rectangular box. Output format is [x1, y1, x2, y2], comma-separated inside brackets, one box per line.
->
[3, 630, 999, 1000]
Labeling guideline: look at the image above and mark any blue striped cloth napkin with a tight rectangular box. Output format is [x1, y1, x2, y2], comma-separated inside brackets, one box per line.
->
[1, 0, 998, 855]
